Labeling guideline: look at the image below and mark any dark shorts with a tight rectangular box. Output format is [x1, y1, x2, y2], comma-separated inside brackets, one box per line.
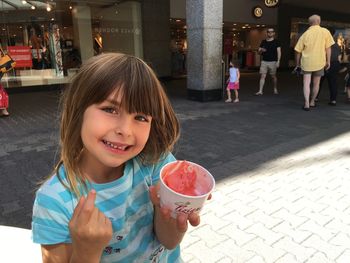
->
[301, 68, 324, 76]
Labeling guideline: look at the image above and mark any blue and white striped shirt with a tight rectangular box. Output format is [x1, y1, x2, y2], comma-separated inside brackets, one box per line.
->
[32, 153, 182, 262]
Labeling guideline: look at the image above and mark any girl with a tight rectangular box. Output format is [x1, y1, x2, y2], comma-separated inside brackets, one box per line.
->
[32, 53, 203, 262]
[225, 61, 240, 103]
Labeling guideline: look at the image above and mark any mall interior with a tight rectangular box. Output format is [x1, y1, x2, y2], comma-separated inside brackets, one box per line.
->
[0, 0, 350, 90]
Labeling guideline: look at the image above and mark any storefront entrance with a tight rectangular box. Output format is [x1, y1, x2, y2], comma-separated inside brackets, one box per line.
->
[0, 0, 142, 89]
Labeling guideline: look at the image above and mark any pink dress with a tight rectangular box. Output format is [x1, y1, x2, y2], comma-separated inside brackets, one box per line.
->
[227, 67, 240, 90]
[227, 82, 239, 90]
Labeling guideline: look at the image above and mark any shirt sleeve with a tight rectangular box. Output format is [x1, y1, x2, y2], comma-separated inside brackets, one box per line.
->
[276, 40, 281, 47]
[294, 36, 304, 53]
[325, 30, 335, 48]
[32, 177, 74, 245]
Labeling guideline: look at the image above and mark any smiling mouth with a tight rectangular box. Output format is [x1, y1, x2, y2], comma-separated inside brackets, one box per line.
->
[102, 140, 129, 151]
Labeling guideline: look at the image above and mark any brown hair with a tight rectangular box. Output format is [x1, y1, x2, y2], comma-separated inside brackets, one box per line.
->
[54, 53, 180, 197]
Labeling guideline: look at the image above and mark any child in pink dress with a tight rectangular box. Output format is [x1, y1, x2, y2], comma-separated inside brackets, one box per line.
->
[225, 61, 240, 103]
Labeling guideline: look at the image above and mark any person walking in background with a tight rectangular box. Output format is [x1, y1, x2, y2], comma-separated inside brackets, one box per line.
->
[225, 61, 240, 103]
[32, 53, 206, 262]
[255, 27, 281, 96]
[339, 55, 350, 103]
[0, 83, 9, 117]
[294, 14, 334, 111]
[316, 28, 342, 106]
[0, 47, 13, 117]
[346, 73, 350, 103]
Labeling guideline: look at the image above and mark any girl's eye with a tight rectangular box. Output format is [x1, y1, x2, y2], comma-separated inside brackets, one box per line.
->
[102, 107, 119, 114]
[135, 114, 149, 122]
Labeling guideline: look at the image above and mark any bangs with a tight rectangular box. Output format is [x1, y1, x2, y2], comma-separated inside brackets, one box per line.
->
[108, 56, 165, 120]
[74, 54, 165, 121]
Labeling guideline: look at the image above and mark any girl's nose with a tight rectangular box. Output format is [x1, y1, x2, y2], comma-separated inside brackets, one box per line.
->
[114, 114, 132, 136]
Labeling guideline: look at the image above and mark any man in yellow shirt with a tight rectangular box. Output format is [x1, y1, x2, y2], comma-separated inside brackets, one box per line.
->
[294, 14, 334, 111]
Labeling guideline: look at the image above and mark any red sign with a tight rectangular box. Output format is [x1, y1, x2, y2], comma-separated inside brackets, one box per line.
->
[7, 46, 32, 68]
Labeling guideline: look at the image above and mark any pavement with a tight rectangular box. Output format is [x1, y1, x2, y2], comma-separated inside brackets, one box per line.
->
[1, 71, 350, 262]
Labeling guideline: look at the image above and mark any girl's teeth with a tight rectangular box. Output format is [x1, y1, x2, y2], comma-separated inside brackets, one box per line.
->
[104, 140, 126, 150]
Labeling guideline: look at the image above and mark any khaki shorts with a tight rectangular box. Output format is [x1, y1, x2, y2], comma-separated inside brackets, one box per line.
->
[259, 61, 278, 75]
[301, 68, 324, 76]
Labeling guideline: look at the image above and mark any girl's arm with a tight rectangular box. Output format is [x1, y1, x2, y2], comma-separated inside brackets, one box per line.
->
[236, 69, 240, 82]
[150, 185, 201, 249]
[41, 243, 72, 263]
[41, 243, 100, 263]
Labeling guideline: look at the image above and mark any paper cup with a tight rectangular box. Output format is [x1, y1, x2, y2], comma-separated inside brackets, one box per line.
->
[159, 160, 215, 218]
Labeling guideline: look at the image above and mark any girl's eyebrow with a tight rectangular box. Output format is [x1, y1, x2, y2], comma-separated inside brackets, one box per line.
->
[105, 99, 120, 106]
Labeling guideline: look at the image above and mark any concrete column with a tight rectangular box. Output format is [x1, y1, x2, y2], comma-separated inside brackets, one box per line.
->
[72, 5, 94, 63]
[131, 2, 143, 58]
[186, 0, 223, 102]
[142, 0, 171, 77]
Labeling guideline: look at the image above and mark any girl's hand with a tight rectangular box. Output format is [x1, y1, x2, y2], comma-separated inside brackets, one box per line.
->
[149, 185, 211, 232]
[69, 189, 113, 261]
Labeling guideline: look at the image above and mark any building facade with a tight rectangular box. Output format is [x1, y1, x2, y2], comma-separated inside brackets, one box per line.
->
[1, 0, 350, 101]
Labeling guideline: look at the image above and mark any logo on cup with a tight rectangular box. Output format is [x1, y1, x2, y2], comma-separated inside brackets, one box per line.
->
[174, 201, 202, 214]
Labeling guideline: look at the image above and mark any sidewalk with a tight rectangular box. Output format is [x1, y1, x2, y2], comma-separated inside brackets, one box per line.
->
[181, 125, 350, 263]
[0, 71, 350, 262]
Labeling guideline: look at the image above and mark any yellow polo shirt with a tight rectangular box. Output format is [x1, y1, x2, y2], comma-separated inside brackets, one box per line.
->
[294, 25, 334, 71]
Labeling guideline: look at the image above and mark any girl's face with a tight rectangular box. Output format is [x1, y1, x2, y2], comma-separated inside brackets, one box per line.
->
[80, 90, 152, 180]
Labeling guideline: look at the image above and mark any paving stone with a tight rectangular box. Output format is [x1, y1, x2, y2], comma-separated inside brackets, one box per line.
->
[273, 236, 316, 262]
[272, 221, 312, 244]
[336, 249, 350, 263]
[301, 234, 345, 261]
[242, 237, 286, 263]
[307, 252, 330, 263]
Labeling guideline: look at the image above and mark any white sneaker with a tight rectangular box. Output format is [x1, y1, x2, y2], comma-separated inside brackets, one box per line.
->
[255, 92, 263, 96]
[225, 99, 232, 103]
[274, 89, 279, 95]
[233, 99, 239, 103]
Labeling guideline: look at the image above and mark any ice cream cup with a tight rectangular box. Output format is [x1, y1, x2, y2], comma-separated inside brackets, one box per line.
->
[159, 160, 215, 218]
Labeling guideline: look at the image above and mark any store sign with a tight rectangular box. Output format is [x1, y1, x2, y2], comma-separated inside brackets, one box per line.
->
[253, 6, 263, 18]
[264, 0, 279, 7]
[7, 46, 32, 68]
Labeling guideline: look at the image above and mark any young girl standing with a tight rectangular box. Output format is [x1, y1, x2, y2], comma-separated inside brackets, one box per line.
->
[32, 53, 204, 262]
[225, 61, 240, 103]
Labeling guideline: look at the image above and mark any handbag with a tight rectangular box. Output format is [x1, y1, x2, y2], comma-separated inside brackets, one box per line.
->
[0, 85, 9, 109]
[0, 47, 16, 73]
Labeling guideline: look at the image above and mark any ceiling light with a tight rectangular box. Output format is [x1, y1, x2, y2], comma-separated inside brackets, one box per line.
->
[22, 0, 27, 4]
[47, 6, 52, 12]
[69, 6, 73, 10]
[31, 5, 36, 9]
